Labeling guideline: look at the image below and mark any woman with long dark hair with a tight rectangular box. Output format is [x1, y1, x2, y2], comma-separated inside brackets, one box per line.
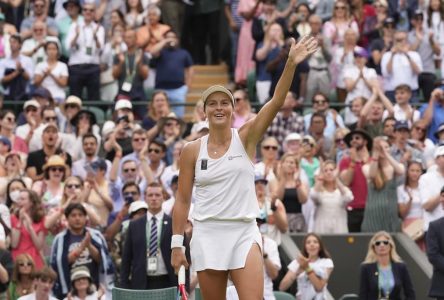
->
[279, 233, 334, 299]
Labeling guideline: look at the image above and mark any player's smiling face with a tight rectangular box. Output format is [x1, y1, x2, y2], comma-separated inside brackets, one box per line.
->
[204, 92, 233, 126]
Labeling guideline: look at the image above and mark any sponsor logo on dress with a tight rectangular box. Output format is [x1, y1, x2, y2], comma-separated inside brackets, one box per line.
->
[228, 155, 242, 160]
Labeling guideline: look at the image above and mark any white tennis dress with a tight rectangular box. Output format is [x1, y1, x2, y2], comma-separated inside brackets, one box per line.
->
[191, 128, 262, 271]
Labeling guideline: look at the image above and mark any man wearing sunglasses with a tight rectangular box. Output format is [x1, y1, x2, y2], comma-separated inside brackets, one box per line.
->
[19, 0, 58, 40]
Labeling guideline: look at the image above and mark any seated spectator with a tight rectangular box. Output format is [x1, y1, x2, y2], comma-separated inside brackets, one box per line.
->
[124, 0, 144, 29]
[255, 137, 280, 182]
[136, 4, 171, 53]
[19, 0, 58, 40]
[145, 139, 166, 181]
[160, 140, 185, 198]
[32, 155, 66, 210]
[20, 21, 48, 66]
[33, 37, 68, 104]
[155, 113, 186, 165]
[0, 34, 33, 101]
[410, 120, 435, 169]
[420, 88, 444, 144]
[270, 153, 308, 232]
[0, 246, 12, 298]
[304, 93, 345, 139]
[307, 112, 333, 159]
[300, 135, 320, 187]
[255, 175, 287, 246]
[232, 89, 256, 129]
[4, 178, 28, 213]
[279, 233, 334, 299]
[60, 96, 82, 135]
[50, 203, 113, 299]
[185, 100, 207, 141]
[282, 132, 303, 156]
[0, 110, 28, 154]
[358, 87, 394, 138]
[8, 254, 35, 300]
[69, 110, 101, 161]
[151, 30, 193, 118]
[361, 137, 405, 232]
[390, 121, 424, 169]
[11, 189, 47, 270]
[64, 266, 105, 300]
[0, 153, 32, 205]
[112, 28, 150, 118]
[330, 127, 350, 162]
[17, 267, 58, 300]
[15, 100, 42, 149]
[120, 129, 148, 167]
[383, 85, 420, 127]
[381, 30, 422, 102]
[359, 231, 415, 299]
[311, 160, 353, 234]
[142, 90, 171, 136]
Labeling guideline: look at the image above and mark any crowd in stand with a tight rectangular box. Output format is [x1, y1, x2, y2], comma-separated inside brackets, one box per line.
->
[0, 0, 443, 299]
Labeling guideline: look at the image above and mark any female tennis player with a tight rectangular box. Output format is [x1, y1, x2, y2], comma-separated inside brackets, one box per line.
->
[171, 35, 318, 300]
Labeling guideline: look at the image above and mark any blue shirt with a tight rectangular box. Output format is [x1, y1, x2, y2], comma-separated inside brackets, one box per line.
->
[155, 48, 193, 89]
[420, 102, 444, 143]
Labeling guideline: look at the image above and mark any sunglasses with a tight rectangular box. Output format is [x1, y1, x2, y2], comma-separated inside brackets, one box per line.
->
[44, 116, 57, 122]
[234, 97, 243, 102]
[18, 262, 33, 267]
[313, 100, 327, 105]
[34, 4, 44, 8]
[83, 8, 94, 12]
[123, 168, 137, 173]
[335, 138, 344, 143]
[395, 38, 405, 43]
[335, 6, 346, 10]
[133, 138, 146, 142]
[26, 107, 38, 113]
[66, 184, 81, 189]
[351, 135, 363, 141]
[302, 139, 315, 147]
[374, 240, 390, 247]
[65, 104, 79, 109]
[414, 127, 426, 132]
[262, 145, 278, 151]
[50, 167, 64, 172]
[148, 148, 161, 154]
[124, 191, 139, 196]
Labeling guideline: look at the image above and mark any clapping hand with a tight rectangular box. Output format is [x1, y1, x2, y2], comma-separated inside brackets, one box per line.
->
[297, 254, 310, 270]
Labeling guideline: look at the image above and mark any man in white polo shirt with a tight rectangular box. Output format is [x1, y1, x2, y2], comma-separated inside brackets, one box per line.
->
[420, 146, 444, 236]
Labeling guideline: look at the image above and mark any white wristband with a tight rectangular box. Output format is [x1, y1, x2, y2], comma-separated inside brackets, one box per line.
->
[171, 234, 184, 249]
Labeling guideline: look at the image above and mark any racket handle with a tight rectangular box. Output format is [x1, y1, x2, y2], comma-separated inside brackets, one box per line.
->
[179, 265, 186, 285]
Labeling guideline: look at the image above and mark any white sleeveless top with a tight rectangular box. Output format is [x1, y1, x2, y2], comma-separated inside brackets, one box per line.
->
[193, 129, 260, 221]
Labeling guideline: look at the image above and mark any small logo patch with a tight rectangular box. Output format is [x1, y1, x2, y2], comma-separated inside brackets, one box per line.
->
[228, 155, 242, 160]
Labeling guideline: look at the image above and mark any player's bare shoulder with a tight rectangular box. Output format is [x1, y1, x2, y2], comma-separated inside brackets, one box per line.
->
[180, 138, 202, 168]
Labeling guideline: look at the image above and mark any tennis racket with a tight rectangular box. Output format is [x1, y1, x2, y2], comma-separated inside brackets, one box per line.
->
[176, 265, 188, 300]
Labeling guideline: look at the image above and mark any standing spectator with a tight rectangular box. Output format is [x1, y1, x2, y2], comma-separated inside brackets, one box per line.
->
[279, 233, 334, 299]
[311, 160, 354, 234]
[300, 135, 320, 187]
[265, 92, 304, 148]
[60, 96, 82, 135]
[409, 10, 440, 103]
[17, 267, 58, 300]
[383, 85, 420, 126]
[136, 4, 171, 54]
[420, 88, 444, 144]
[305, 15, 332, 104]
[19, 0, 58, 40]
[112, 29, 149, 118]
[322, 0, 358, 50]
[367, 17, 396, 75]
[0, 34, 33, 101]
[151, 30, 193, 118]
[57, 0, 83, 60]
[307, 113, 333, 159]
[410, 120, 436, 169]
[426, 189, 444, 300]
[121, 182, 182, 289]
[254, 137, 280, 182]
[287, 3, 311, 37]
[361, 137, 405, 232]
[381, 31, 422, 102]
[8, 254, 35, 300]
[359, 231, 415, 299]
[10, 189, 46, 270]
[33, 38, 68, 104]
[72, 134, 111, 180]
[124, 0, 144, 29]
[142, 90, 171, 133]
[155, 114, 186, 166]
[232, 89, 256, 128]
[224, 0, 242, 79]
[50, 203, 114, 299]
[20, 21, 48, 66]
[0, 110, 28, 154]
[390, 121, 424, 168]
[419, 146, 444, 237]
[65, 3, 105, 102]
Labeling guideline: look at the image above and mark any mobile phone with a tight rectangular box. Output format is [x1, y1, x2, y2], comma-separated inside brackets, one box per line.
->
[124, 194, 134, 204]
[84, 164, 96, 175]
[117, 115, 129, 124]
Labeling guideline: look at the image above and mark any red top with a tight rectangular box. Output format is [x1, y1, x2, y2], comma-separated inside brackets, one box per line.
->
[339, 156, 368, 210]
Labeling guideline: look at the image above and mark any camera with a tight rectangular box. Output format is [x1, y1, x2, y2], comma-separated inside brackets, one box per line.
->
[117, 115, 129, 124]
[124, 193, 134, 204]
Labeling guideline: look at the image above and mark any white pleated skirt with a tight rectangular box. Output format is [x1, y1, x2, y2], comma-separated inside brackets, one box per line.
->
[190, 219, 262, 272]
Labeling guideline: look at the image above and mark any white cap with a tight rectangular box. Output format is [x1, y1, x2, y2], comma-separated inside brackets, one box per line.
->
[115, 99, 133, 110]
[193, 120, 209, 133]
[435, 146, 444, 158]
[101, 121, 115, 137]
[64, 95, 82, 107]
[23, 99, 40, 109]
[129, 201, 148, 215]
[284, 133, 302, 143]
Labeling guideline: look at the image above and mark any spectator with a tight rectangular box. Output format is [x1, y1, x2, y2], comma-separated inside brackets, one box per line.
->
[330, 127, 350, 162]
[358, 88, 394, 138]
[287, 3, 311, 37]
[383, 84, 420, 127]
[419, 146, 444, 236]
[305, 15, 332, 104]
[64, 266, 105, 300]
[322, 0, 358, 50]
[69, 110, 101, 161]
[255, 137, 280, 182]
[142, 90, 171, 133]
[17, 266, 58, 300]
[224, 0, 243, 79]
[390, 121, 424, 168]
[255, 175, 288, 246]
[4, 178, 28, 213]
[151, 30, 193, 118]
[279, 233, 334, 299]
[270, 153, 308, 232]
[19, 0, 58, 40]
[65, 3, 105, 102]
[232, 89, 256, 128]
[0, 13, 12, 59]
[57, 0, 83, 60]
[363, 0, 389, 43]
[367, 17, 396, 75]
[359, 231, 415, 299]
[409, 10, 440, 103]
[50, 203, 113, 299]
[304, 93, 345, 138]
[155, 113, 186, 165]
[60, 96, 82, 135]
[350, 0, 376, 47]
[315, 0, 335, 22]
[381, 30, 422, 102]
[361, 137, 405, 232]
[146, 139, 167, 181]
[72, 134, 111, 180]
[410, 120, 435, 168]
[265, 92, 304, 149]
[0, 155, 32, 206]
[11, 189, 46, 270]
[8, 253, 33, 300]
[121, 182, 183, 289]
[426, 188, 444, 300]
[160, 140, 185, 198]
[15, 100, 42, 151]
[420, 88, 444, 144]
[136, 4, 171, 53]
[388, 0, 417, 31]
[339, 129, 373, 227]
[256, 216, 281, 300]
[0, 246, 13, 299]
[0, 110, 28, 154]
[307, 112, 333, 159]
[311, 160, 354, 233]
[124, 0, 144, 29]
[282, 132, 303, 156]
[21, 21, 48, 66]
[300, 135, 320, 187]
[120, 129, 148, 166]
[0, 34, 33, 101]
[33, 38, 68, 104]
[382, 116, 396, 145]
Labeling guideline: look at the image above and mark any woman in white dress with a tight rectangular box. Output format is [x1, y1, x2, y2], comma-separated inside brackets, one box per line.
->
[279, 233, 334, 300]
[311, 160, 354, 234]
[171, 36, 318, 300]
